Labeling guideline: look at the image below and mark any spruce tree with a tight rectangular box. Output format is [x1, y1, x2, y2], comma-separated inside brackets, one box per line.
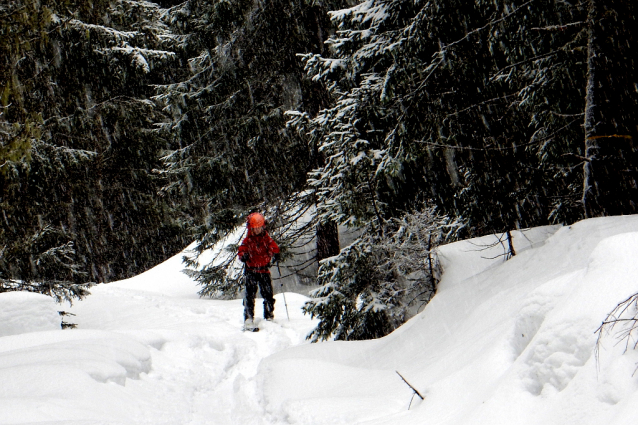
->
[1, 0, 188, 300]
[293, 0, 631, 340]
[582, 0, 638, 218]
[290, 0, 592, 235]
[156, 0, 347, 296]
[305, 207, 458, 341]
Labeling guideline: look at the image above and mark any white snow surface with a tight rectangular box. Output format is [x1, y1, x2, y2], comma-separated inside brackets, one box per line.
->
[0, 292, 61, 337]
[3, 215, 638, 424]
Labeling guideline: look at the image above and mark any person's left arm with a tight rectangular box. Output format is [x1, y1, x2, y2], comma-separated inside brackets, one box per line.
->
[268, 236, 280, 262]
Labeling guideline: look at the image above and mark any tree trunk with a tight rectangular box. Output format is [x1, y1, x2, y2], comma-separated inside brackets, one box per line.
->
[316, 221, 340, 262]
[582, 0, 638, 218]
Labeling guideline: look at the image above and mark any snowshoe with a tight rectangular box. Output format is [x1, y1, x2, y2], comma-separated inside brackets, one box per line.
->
[243, 319, 259, 332]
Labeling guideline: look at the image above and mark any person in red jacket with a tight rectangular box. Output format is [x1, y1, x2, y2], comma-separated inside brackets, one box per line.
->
[238, 212, 280, 329]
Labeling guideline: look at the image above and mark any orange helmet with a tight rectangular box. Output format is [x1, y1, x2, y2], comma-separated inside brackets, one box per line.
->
[247, 212, 265, 229]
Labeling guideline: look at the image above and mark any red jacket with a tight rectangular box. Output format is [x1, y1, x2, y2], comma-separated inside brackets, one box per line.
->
[238, 229, 280, 273]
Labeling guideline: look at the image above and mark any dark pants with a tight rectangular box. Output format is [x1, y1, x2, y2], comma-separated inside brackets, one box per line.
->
[243, 271, 275, 321]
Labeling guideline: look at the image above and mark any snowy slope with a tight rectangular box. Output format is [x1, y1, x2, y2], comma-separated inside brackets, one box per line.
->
[261, 216, 638, 425]
[0, 246, 318, 424]
[2, 216, 638, 424]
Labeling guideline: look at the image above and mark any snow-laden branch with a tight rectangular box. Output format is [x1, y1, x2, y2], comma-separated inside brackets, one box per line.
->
[66, 19, 140, 42]
[97, 46, 177, 73]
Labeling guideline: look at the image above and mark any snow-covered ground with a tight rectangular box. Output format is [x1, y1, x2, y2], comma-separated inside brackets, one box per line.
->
[2, 215, 638, 424]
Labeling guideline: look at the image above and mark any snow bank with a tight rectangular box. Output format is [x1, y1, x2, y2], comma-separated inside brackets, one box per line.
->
[260, 216, 638, 425]
[0, 329, 153, 424]
[0, 291, 61, 336]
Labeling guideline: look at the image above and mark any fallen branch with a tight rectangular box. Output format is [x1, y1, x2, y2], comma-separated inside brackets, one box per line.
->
[396, 371, 424, 410]
[595, 293, 638, 369]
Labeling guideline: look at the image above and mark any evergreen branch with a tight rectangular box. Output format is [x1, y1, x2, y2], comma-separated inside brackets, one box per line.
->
[0, 4, 27, 20]
[490, 50, 563, 82]
[531, 118, 582, 146]
[445, 0, 538, 50]
[415, 140, 498, 151]
[550, 111, 585, 118]
[273, 255, 319, 280]
[417, 117, 580, 152]
[47, 96, 151, 125]
[401, 0, 538, 108]
[65, 19, 140, 40]
[531, 21, 586, 31]
[444, 94, 517, 118]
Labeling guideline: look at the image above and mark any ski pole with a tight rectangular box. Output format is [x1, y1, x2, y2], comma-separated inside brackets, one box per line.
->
[276, 260, 290, 320]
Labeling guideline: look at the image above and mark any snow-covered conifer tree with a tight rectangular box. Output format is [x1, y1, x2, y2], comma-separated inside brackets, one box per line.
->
[291, 0, 593, 236]
[155, 0, 347, 297]
[1, 0, 187, 298]
[305, 207, 458, 341]
[581, 0, 638, 218]
[292, 0, 636, 340]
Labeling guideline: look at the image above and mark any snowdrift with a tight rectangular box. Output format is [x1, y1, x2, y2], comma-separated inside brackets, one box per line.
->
[0, 292, 61, 337]
[1, 215, 638, 424]
[260, 216, 638, 425]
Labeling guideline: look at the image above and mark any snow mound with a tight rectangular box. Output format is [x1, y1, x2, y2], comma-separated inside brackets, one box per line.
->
[0, 291, 61, 336]
[260, 216, 638, 425]
[0, 329, 153, 424]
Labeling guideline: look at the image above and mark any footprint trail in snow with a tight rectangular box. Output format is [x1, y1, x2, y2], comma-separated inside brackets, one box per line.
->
[69, 279, 316, 425]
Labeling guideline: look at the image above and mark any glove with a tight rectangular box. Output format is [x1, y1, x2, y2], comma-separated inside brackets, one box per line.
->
[273, 253, 281, 263]
[240, 253, 250, 262]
